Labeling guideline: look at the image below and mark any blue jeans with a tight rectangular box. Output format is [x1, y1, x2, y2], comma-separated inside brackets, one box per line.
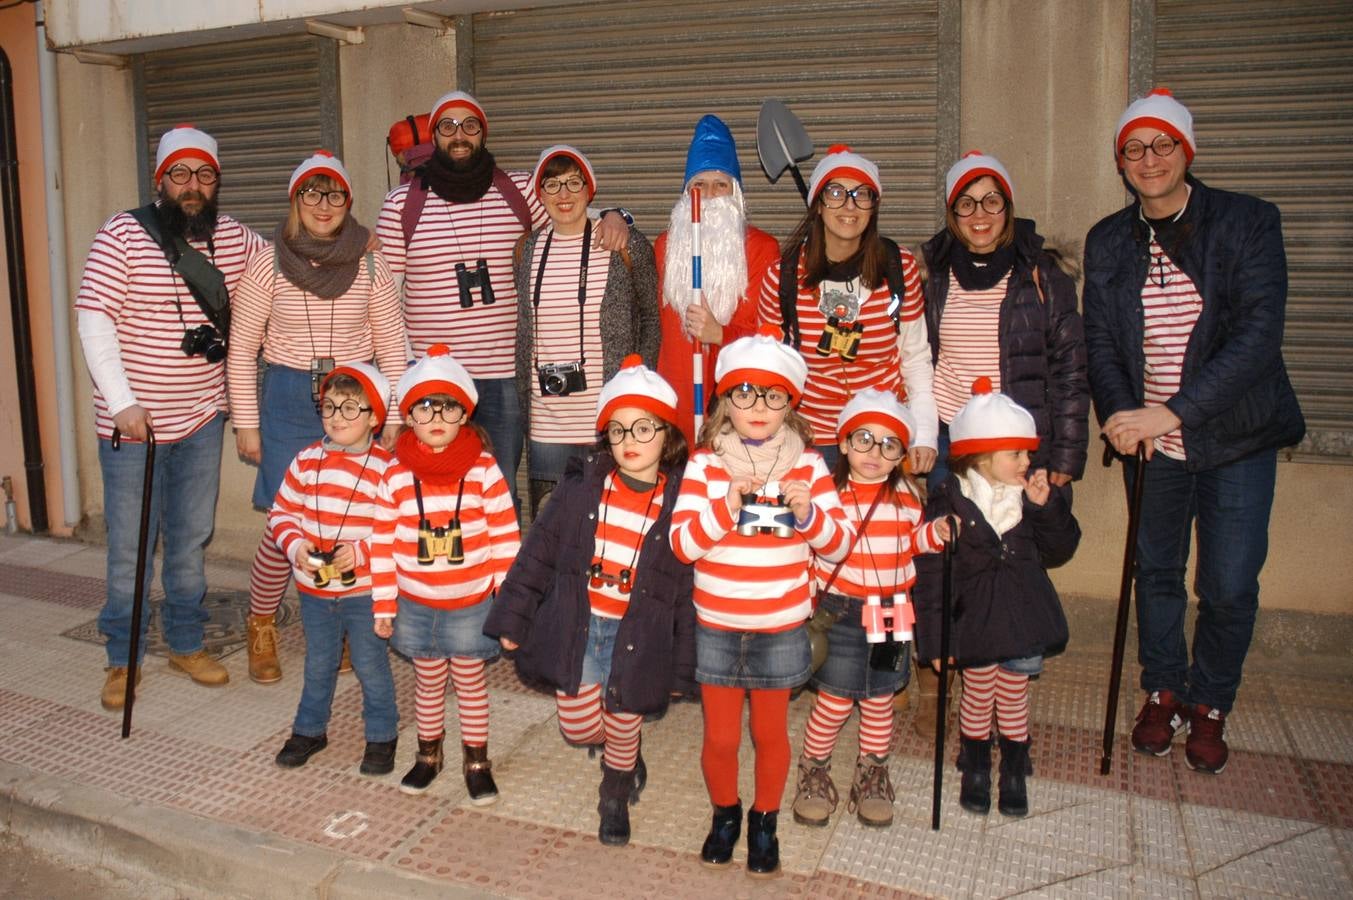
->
[1125, 450, 1277, 712]
[293, 591, 398, 742]
[472, 376, 523, 515]
[98, 413, 224, 666]
[579, 613, 621, 687]
[254, 365, 324, 510]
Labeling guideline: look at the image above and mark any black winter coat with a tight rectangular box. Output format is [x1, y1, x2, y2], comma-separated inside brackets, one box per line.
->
[922, 219, 1090, 479]
[483, 452, 696, 714]
[913, 476, 1078, 668]
[1083, 176, 1305, 470]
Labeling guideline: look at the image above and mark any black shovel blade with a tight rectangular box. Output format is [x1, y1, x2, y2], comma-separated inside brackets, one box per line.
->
[757, 98, 813, 183]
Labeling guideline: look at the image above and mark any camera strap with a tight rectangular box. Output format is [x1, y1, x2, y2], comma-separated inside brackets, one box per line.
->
[777, 236, 909, 348]
[413, 475, 466, 528]
[818, 482, 888, 598]
[530, 219, 592, 368]
[127, 203, 232, 339]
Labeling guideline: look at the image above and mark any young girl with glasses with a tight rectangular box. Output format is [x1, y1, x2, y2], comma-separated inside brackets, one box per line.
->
[486, 357, 692, 847]
[227, 151, 406, 685]
[670, 329, 851, 878]
[791, 389, 951, 830]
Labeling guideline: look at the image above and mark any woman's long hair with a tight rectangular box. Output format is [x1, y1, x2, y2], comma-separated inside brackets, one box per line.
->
[780, 193, 889, 290]
[283, 174, 349, 242]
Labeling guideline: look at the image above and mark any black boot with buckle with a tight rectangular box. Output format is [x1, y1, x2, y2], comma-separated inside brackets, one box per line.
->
[399, 735, 443, 794]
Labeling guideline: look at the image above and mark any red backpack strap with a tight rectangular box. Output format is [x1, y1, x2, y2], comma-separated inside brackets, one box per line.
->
[492, 168, 534, 232]
[401, 176, 428, 247]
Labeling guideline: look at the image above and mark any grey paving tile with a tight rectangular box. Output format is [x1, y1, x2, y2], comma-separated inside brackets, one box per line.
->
[1182, 803, 1321, 873]
[1197, 827, 1349, 898]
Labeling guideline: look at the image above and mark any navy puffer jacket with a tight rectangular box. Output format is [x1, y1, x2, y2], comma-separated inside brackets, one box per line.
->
[921, 219, 1090, 479]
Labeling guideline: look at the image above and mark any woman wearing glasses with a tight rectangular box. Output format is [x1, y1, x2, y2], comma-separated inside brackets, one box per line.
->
[757, 145, 938, 472]
[513, 145, 659, 516]
[227, 151, 407, 684]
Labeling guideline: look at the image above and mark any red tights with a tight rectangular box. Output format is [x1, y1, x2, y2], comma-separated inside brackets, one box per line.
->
[700, 684, 791, 813]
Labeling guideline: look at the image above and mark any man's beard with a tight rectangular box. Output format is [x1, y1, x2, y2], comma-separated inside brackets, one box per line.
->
[662, 185, 748, 329]
[158, 187, 219, 241]
[433, 142, 487, 173]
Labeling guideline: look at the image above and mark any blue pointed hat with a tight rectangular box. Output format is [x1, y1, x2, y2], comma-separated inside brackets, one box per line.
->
[683, 115, 741, 187]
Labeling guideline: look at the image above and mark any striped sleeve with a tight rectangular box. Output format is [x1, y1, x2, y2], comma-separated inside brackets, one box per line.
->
[670, 455, 737, 565]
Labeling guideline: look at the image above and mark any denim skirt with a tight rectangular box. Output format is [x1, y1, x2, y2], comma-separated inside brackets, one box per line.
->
[253, 365, 324, 510]
[390, 596, 501, 661]
[809, 592, 910, 700]
[578, 613, 621, 687]
[695, 622, 811, 690]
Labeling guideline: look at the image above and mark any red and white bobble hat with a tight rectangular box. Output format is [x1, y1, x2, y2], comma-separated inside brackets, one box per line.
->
[154, 124, 220, 184]
[397, 344, 479, 417]
[533, 144, 598, 201]
[836, 387, 917, 448]
[945, 150, 1014, 207]
[321, 362, 391, 428]
[948, 377, 1039, 456]
[714, 326, 809, 402]
[808, 144, 882, 205]
[595, 355, 678, 430]
[431, 90, 489, 137]
[1115, 87, 1196, 166]
[288, 150, 352, 199]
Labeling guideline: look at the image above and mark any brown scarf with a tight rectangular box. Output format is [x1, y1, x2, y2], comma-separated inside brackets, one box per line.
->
[272, 217, 371, 300]
[395, 427, 485, 487]
[712, 424, 805, 487]
[420, 146, 496, 205]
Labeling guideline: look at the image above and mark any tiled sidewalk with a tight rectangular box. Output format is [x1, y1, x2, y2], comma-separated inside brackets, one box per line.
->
[1, 532, 1350, 898]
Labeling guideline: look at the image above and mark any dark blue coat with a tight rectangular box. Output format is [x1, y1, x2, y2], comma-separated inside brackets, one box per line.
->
[1083, 176, 1305, 469]
[484, 452, 696, 715]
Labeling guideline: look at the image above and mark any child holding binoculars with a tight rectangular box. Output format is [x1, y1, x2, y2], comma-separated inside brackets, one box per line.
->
[371, 345, 521, 800]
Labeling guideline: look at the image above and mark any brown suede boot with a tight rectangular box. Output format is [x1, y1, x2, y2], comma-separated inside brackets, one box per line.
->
[247, 614, 282, 684]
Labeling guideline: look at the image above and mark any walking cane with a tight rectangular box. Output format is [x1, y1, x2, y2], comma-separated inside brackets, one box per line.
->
[932, 514, 956, 830]
[690, 185, 706, 431]
[1099, 441, 1146, 774]
[111, 424, 156, 739]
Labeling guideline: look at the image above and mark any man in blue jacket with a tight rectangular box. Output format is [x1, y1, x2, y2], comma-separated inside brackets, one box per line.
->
[1083, 88, 1304, 775]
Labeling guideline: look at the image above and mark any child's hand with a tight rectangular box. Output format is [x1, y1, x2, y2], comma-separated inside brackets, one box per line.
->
[781, 480, 812, 523]
[374, 618, 393, 639]
[294, 542, 321, 576]
[331, 543, 357, 572]
[908, 446, 937, 474]
[930, 657, 955, 674]
[933, 517, 956, 544]
[380, 421, 400, 451]
[499, 637, 519, 652]
[726, 478, 759, 514]
[1022, 469, 1051, 506]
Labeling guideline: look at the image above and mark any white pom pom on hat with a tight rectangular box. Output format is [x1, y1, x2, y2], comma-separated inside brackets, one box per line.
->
[396, 344, 479, 417]
[154, 124, 219, 183]
[532, 144, 598, 201]
[807, 144, 882, 204]
[595, 354, 678, 430]
[948, 376, 1039, 456]
[945, 150, 1014, 207]
[1115, 86, 1196, 165]
[322, 361, 391, 428]
[714, 326, 809, 401]
[836, 387, 917, 448]
[431, 90, 489, 137]
[288, 150, 352, 199]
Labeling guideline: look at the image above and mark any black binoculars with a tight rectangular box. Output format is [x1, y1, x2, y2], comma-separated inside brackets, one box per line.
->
[455, 259, 495, 308]
[417, 520, 465, 565]
[308, 549, 356, 589]
[816, 316, 864, 362]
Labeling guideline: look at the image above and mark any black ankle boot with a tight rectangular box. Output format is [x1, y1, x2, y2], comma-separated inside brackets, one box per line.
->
[745, 808, 780, 878]
[956, 736, 992, 815]
[597, 762, 633, 846]
[630, 748, 647, 804]
[462, 742, 499, 806]
[997, 737, 1032, 817]
[699, 800, 742, 867]
[399, 735, 443, 794]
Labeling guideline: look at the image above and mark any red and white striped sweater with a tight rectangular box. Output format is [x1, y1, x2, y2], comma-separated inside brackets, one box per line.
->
[1141, 239, 1201, 460]
[819, 478, 944, 601]
[588, 472, 665, 619]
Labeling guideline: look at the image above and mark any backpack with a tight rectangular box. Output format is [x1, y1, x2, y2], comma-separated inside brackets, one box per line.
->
[777, 235, 908, 348]
[399, 155, 534, 246]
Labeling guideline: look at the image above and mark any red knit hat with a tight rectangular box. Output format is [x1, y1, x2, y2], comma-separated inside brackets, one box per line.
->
[808, 144, 882, 204]
[396, 344, 478, 416]
[288, 150, 351, 199]
[532, 144, 598, 201]
[714, 326, 809, 402]
[948, 377, 1039, 456]
[945, 150, 1014, 207]
[836, 388, 916, 448]
[154, 124, 220, 184]
[595, 355, 678, 430]
[431, 91, 488, 138]
[1115, 87, 1196, 167]
[321, 361, 391, 428]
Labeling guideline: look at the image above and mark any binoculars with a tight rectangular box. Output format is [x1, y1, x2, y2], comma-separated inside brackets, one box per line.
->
[588, 561, 634, 594]
[736, 494, 795, 539]
[862, 593, 913, 673]
[816, 316, 864, 362]
[308, 549, 356, 589]
[455, 259, 496, 308]
[417, 520, 465, 565]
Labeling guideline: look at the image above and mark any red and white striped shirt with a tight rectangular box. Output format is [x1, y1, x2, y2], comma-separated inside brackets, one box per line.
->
[588, 472, 665, 619]
[74, 210, 265, 442]
[226, 246, 407, 428]
[670, 448, 852, 632]
[819, 478, 944, 601]
[933, 275, 1008, 423]
[266, 439, 398, 597]
[527, 228, 610, 444]
[759, 249, 936, 446]
[1141, 240, 1201, 460]
[369, 452, 521, 617]
[375, 174, 547, 378]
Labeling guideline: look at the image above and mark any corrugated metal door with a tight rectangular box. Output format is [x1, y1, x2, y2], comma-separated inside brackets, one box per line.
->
[1152, 0, 1353, 459]
[134, 35, 342, 235]
[471, 0, 946, 243]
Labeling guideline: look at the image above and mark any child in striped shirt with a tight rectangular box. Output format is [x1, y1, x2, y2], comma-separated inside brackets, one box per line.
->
[486, 356, 694, 847]
[370, 345, 522, 802]
[268, 363, 400, 775]
[792, 389, 951, 830]
[670, 329, 852, 878]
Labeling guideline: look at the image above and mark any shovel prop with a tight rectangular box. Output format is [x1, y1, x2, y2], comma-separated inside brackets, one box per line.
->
[757, 99, 813, 204]
[111, 424, 156, 739]
[1100, 440, 1147, 774]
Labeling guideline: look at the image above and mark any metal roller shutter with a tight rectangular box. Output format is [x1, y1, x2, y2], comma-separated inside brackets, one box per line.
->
[1152, 0, 1353, 460]
[134, 35, 342, 235]
[471, 0, 945, 244]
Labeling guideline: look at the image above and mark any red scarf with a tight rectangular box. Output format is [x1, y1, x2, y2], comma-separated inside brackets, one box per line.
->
[395, 427, 484, 486]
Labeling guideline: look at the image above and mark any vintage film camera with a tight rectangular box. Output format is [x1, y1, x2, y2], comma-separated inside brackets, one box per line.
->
[862, 593, 914, 672]
[455, 258, 496, 308]
[537, 361, 588, 397]
[588, 561, 634, 594]
[308, 549, 356, 589]
[816, 315, 865, 362]
[309, 356, 335, 403]
[417, 519, 465, 565]
[736, 494, 795, 539]
[180, 324, 227, 364]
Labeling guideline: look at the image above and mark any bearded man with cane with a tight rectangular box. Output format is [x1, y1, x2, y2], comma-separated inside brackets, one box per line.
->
[656, 115, 780, 445]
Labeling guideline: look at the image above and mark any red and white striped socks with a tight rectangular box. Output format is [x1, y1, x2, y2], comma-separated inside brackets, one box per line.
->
[802, 691, 896, 760]
[248, 532, 292, 618]
[412, 656, 490, 745]
[959, 664, 1030, 742]
[555, 685, 642, 771]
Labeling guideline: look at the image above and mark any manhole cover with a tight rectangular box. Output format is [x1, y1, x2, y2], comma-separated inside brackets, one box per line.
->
[62, 590, 297, 661]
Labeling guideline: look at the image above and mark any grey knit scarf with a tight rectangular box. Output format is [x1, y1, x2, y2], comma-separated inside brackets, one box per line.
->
[273, 218, 371, 299]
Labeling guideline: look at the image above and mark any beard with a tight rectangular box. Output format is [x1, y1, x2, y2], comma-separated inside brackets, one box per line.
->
[433, 142, 487, 173]
[662, 184, 748, 329]
[158, 186, 219, 242]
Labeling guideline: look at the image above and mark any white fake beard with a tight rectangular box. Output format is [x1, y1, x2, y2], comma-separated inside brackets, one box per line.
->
[662, 186, 748, 330]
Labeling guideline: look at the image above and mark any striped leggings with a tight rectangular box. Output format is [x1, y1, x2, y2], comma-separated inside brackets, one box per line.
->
[554, 684, 643, 772]
[411, 656, 489, 745]
[958, 664, 1030, 742]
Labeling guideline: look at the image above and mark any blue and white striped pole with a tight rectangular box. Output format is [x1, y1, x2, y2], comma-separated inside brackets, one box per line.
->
[691, 186, 705, 432]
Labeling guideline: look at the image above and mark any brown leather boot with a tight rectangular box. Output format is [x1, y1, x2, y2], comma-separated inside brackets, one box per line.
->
[400, 735, 444, 795]
[463, 742, 499, 806]
[337, 636, 352, 675]
[912, 662, 954, 739]
[247, 613, 282, 684]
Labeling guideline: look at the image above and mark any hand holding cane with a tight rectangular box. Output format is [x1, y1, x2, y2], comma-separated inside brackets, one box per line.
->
[111, 423, 156, 739]
[1100, 439, 1147, 774]
[932, 513, 957, 830]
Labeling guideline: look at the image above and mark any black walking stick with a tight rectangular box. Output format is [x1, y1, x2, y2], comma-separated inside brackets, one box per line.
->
[1099, 441, 1146, 775]
[111, 424, 156, 739]
[932, 514, 956, 830]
